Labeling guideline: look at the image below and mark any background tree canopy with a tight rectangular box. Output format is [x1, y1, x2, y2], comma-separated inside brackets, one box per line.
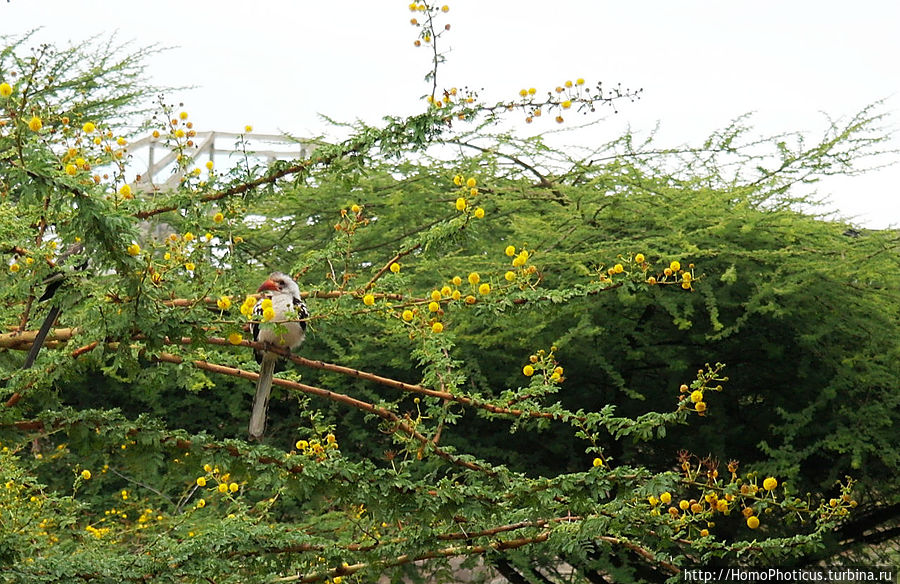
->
[1, 13, 898, 584]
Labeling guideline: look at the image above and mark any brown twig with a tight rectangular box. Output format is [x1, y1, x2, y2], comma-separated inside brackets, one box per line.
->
[362, 244, 421, 292]
[150, 351, 494, 475]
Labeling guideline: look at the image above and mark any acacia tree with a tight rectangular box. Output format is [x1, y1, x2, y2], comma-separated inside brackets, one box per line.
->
[1, 7, 897, 584]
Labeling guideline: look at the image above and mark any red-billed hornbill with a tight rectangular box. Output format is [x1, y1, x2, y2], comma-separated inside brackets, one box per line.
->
[249, 272, 308, 440]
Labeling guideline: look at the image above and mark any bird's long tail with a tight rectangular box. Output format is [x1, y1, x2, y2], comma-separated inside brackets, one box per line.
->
[249, 353, 278, 440]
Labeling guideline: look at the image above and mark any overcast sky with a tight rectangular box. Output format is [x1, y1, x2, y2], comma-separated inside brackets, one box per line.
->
[2, 1, 898, 227]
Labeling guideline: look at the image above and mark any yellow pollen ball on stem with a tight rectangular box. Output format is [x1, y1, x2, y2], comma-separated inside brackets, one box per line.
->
[363, 294, 375, 306]
[763, 477, 778, 491]
[228, 332, 243, 345]
[431, 322, 444, 333]
[468, 272, 480, 285]
[523, 365, 534, 376]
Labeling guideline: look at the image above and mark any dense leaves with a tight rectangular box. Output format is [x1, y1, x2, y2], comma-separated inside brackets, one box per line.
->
[1, 22, 897, 584]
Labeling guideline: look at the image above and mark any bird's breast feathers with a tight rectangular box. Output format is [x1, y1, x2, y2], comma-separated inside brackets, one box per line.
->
[252, 293, 308, 349]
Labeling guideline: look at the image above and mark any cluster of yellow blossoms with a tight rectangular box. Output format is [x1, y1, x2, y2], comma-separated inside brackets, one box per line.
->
[408, 2, 451, 48]
[521, 346, 564, 384]
[451, 174, 485, 218]
[292, 433, 340, 463]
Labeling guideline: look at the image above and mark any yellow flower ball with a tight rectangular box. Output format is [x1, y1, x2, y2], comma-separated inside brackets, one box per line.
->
[670, 260, 681, 272]
[205, 160, 214, 170]
[746, 515, 760, 529]
[363, 294, 375, 306]
[576, 78, 585, 85]
[504, 271, 516, 282]
[350, 204, 361, 214]
[592, 457, 603, 468]
[473, 207, 485, 219]
[453, 175, 463, 186]
[660, 492, 672, 505]
[196, 477, 207, 487]
[9, 262, 20, 273]
[523, 365, 534, 376]
[431, 290, 442, 302]
[763, 477, 778, 491]
[81, 470, 92, 480]
[431, 322, 444, 333]
[441, 5, 449, 12]
[613, 263, 624, 274]
[466, 177, 476, 188]
[82, 122, 95, 134]
[217, 296, 232, 310]
[0, 82, 12, 98]
[179, 111, 189, 120]
[690, 390, 703, 403]
[185, 262, 196, 272]
[451, 290, 461, 300]
[244, 125, 253, 132]
[478, 283, 490, 295]
[390, 262, 400, 273]
[127, 243, 141, 256]
[28, 116, 43, 132]
[65, 164, 78, 176]
[229, 482, 239, 493]
[467, 272, 480, 285]
[565, 80, 573, 88]
[240, 297, 256, 317]
[451, 276, 462, 286]
[440, 285, 452, 297]
[695, 401, 707, 413]
[464, 295, 476, 305]
[295, 440, 308, 450]
[218, 483, 228, 493]
[505, 245, 516, 257]
[561, 100, 572, 109]
[402, 309, 414, 322]
[228, 332, 243, 345]
[196, 498, 206, 508]
[262, 306, 276, 321]
[455, 197, 467, 211]
[428, 301, 440, 313]
[183, 232, 195, 242]
[119, 184, 132, 198]
[213, 212, 224, 223]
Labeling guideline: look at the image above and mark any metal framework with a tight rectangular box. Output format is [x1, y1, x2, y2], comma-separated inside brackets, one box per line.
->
[126, 131, 312, 192]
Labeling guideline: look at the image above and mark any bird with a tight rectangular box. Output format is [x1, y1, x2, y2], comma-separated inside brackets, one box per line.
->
[248, 272, 308, 440]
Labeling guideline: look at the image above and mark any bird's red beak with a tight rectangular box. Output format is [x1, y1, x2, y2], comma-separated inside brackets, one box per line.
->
[257, 279, 279, 293]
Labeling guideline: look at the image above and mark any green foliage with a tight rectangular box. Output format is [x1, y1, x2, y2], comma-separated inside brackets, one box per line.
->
[1, 15, 898, 584]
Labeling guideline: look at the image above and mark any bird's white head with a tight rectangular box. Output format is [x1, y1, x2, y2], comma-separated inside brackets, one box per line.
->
[257, 272, 301, 298]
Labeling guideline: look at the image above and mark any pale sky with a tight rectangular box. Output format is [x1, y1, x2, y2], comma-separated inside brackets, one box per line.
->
[2, 1, 898, 227]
